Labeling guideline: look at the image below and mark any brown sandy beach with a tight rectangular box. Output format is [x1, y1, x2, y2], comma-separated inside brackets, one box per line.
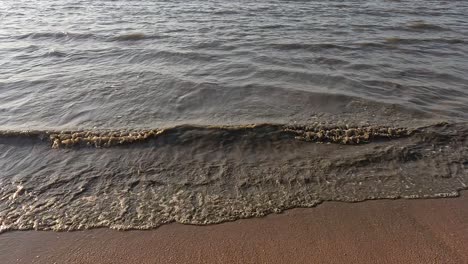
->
[1, 193, 467, 264]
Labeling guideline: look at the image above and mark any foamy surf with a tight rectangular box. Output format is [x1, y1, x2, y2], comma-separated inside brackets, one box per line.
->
[0, 122, 466, 232]
[0, 123, 411, 148]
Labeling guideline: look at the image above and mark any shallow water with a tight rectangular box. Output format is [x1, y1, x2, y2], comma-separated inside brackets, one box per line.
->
[0, 0, 467, 231]
[1, 122, 467, 231]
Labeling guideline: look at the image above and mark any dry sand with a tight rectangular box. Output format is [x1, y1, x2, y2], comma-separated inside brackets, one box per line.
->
[1, 193, 467, 264]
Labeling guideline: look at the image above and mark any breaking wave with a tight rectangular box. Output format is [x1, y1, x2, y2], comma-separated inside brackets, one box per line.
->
[0, 123, 412, 148]
[0, 122, 466, 232]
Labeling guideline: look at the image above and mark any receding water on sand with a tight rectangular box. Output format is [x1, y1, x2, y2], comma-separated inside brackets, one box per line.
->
[0, 118, 467, 232]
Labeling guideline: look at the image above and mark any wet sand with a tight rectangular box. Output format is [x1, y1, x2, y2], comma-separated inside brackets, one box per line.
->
[1, 193, 468, 264]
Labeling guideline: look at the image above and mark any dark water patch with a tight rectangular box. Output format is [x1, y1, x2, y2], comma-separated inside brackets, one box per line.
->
[111, 33, 166, 41]
[259, 24, 289, 30]
[43, 50, 67, 57]
[356, 42, 390, 49]
[405, 21, 450, 31]
[213, 10, 239, 15]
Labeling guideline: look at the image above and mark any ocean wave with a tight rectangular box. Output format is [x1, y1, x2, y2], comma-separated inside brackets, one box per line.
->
[384, 37, 466, 45]
[111, 32, 165, 41]
[43, 49, 67, 57]
[268, 43, 352, 51]
[0, 122, 456, 149]
[15, 32, 167, 42]
[268, 38, 465, 54]
[213, 10, 240, 15]
[17, 32, 95, 41]
[405, 21, 449, 31]
[0, 122, 466, 232]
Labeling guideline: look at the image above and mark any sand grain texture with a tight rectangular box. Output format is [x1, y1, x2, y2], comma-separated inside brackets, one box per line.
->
[1, 194, 467, 264]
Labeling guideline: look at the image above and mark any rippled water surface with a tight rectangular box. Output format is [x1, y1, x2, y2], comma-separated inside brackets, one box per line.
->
[0, 0, 467, 232]
[1, 0, 468, 128]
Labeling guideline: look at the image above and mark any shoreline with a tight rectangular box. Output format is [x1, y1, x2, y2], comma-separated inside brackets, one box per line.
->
[1, 192, 467, 263]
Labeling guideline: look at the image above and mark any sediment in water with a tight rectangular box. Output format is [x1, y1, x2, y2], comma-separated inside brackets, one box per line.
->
[0, 122, 466, 232]
[0, 123, 413, 148]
